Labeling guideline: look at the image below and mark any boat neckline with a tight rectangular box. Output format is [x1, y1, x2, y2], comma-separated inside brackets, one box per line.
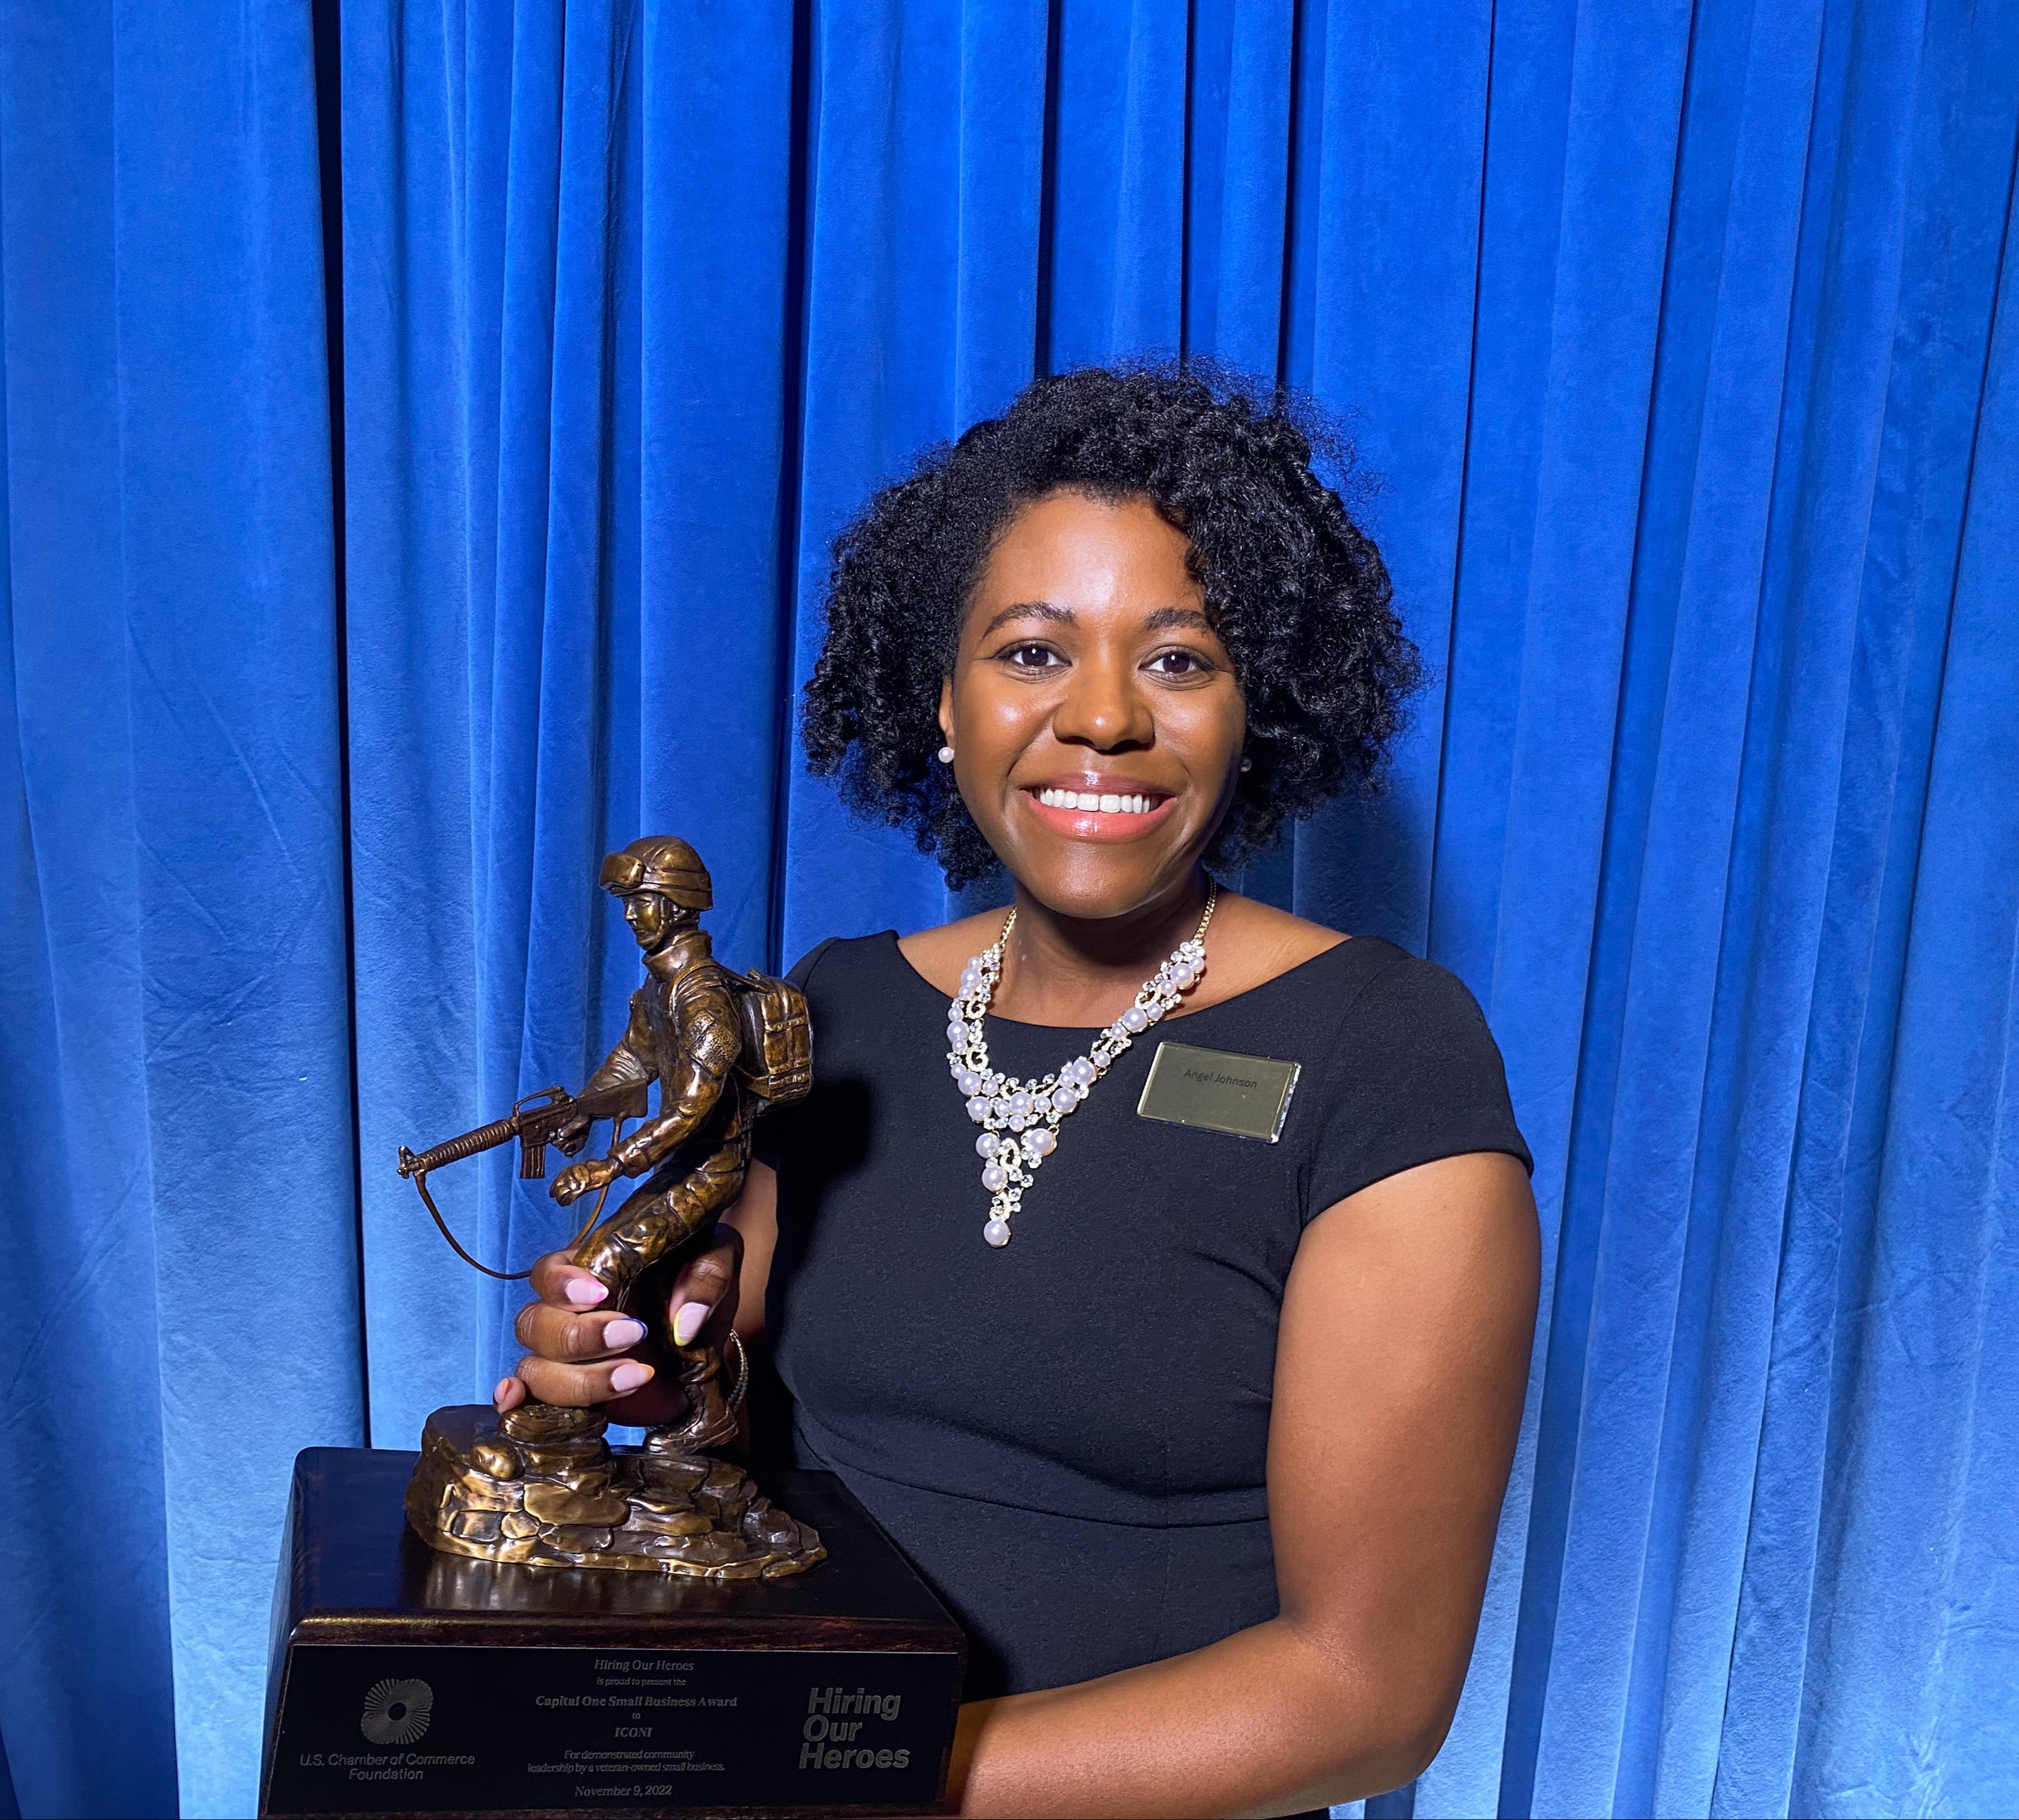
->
[874, 926, 1365, 1034]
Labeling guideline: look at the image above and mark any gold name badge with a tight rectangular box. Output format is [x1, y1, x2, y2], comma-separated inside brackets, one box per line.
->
[1136, 1041, 1302, 1143]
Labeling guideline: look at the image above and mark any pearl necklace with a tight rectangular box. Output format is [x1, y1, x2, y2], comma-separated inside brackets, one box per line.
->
[945, 885, 1219, 1248]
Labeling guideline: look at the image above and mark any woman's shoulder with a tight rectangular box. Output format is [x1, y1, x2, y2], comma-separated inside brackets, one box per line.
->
[1292, 937, 1532, 1208]
[1336, 940, 1495, 1040]
[893, 908, 1010, 998]
[1193, 892, 1349, 1009]
[1272, 928, 1504, 1066]
[780, 929, 901, 998]
[778, 914, 1013, 1002]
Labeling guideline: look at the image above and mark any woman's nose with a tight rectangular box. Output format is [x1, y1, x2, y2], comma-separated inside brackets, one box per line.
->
[1053, 655, 1152, 751]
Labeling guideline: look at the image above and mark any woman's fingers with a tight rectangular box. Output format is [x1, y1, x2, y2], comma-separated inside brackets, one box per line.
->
[512, 1246, 679, 1414]
[509, 1256, 658, 1407]
[511, 1350, 657, 1409]
[513, 1298, 648, 1363]
[528, 1247, 612, 1310]
[666, 1229, 743, 1348]
[502, 1230, 740, 1421]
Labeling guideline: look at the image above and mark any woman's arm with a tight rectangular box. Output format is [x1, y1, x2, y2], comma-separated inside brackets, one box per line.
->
[948, 1150, 1539, 1819]
[720, 1160, 779, 1346]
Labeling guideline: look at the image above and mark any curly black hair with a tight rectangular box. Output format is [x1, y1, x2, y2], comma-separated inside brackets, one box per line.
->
[802, 363, 1421, 888]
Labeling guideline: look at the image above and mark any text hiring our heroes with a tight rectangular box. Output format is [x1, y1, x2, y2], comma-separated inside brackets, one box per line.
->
[800, 1685, 912, 1772]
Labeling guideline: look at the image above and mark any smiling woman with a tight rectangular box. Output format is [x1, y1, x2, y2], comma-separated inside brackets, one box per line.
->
[803, 365, 1417, 893]
[500, 366, 1540, 1818]
[941, 489, 1245, 924]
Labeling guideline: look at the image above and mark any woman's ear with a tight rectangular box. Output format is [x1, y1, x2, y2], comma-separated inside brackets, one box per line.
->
[938, 676, 955, 748]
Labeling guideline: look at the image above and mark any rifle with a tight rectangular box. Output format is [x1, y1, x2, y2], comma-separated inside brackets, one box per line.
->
[397, 1080, 650, 1280]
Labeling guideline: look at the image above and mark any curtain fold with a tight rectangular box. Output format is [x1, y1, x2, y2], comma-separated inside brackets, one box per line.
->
[0, 4, 354, 1817]
[2, 0, 2014, 1814]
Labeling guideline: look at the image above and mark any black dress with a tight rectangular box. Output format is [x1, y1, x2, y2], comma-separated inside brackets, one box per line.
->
[752, 930, 1529, 1702]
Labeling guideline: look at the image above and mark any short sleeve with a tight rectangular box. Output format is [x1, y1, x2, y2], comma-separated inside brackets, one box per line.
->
[1302, 952, 1532, 1219]
[751, 938, 838, 1171]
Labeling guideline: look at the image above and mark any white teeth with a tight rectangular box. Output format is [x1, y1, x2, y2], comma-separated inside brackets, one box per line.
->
[1035, 787, 1160, 815]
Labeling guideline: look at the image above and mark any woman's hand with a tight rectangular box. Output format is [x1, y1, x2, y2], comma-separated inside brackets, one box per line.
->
[492, 1227, 745, 1427]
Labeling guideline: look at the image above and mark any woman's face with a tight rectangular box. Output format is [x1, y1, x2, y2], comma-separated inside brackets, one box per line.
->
[940, 489, 1246, 920]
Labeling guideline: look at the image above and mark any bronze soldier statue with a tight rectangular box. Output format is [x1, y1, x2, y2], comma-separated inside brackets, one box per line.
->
[398, 836, 822, 1578]
[549, 836, 765, 1452]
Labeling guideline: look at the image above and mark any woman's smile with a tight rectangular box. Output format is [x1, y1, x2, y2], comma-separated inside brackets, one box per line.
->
[1019, 774, 1179, 839]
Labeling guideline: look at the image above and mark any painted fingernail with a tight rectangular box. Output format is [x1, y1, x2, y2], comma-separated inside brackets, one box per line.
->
[672, 1301, 711, 1346]
[493, 1378, 514, 1407]
[602, 1317, 647, 1350]
[609, 1362, 653, 1393]
[564, 1277, 609, 1307]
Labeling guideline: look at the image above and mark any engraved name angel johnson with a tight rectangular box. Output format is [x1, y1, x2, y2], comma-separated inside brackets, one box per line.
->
[1183, 1064, 1264, 1088]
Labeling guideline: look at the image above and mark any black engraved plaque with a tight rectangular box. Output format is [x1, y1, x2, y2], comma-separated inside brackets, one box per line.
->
[261, 1444, 964, 1816]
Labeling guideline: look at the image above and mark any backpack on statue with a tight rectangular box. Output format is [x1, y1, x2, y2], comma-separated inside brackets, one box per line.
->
[732, 969, 813, 1106]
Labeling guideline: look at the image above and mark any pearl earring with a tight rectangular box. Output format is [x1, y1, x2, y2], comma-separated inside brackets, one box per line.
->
[1240, 756, 1253, 773]
[938, 745, 956, 764]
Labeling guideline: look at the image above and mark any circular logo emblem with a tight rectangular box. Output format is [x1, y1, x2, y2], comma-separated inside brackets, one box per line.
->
[360, 1677, 433, 1747]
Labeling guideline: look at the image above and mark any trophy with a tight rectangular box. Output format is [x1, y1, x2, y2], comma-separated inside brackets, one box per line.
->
[260, 839, 965, 1816]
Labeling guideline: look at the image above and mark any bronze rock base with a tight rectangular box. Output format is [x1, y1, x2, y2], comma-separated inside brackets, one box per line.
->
[405, 1401, 826, 1579]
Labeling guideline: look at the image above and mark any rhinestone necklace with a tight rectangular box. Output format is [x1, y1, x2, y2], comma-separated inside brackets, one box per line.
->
[945, 884, 1219, 1248]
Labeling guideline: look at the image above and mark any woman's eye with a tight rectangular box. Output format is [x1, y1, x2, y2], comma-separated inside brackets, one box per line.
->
[1146, 649, 1214, 676]
[1001, 643, 1065, 669]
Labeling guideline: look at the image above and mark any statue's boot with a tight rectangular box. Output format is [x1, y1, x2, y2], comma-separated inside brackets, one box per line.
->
[645, 1340, 739, 1453]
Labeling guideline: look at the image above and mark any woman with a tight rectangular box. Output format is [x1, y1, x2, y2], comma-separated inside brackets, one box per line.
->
[498, 367, 1539, 1818]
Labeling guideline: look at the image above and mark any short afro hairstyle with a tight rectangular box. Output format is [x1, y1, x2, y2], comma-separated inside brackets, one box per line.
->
[802, 363, 1421, 888]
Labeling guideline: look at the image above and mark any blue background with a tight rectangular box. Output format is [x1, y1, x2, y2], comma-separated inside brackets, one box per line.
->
[1, 0, 2014, 1815]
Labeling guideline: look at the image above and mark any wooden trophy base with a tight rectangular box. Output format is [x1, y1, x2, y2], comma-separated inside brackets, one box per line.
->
[261, 1418, 965, 1818]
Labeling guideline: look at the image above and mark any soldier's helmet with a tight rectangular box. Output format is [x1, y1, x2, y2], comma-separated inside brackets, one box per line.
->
[599, 835, 713, 912]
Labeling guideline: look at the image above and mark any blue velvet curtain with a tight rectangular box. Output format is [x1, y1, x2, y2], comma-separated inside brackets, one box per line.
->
[1, 1, 2014, 1815]
[0, 4, 355, 1817]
